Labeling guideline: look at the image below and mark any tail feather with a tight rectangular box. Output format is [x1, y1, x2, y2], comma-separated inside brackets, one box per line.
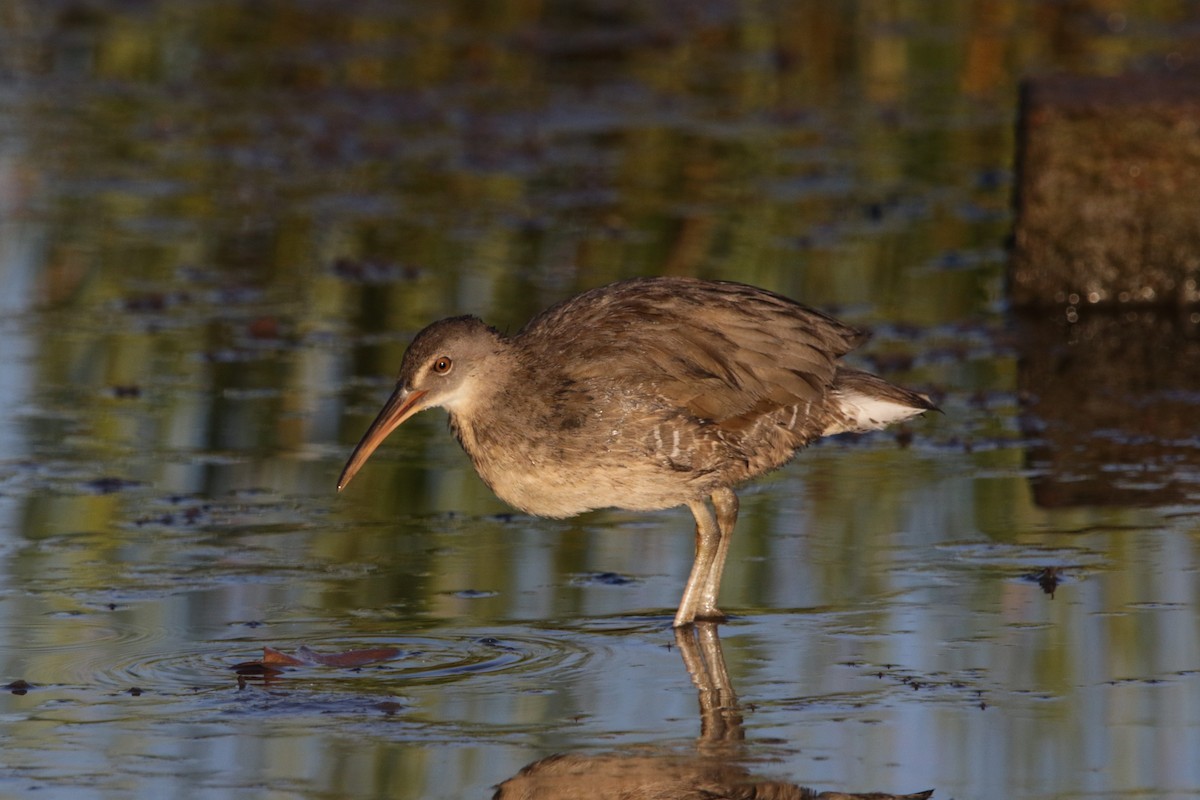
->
[822, 367, 935, 436]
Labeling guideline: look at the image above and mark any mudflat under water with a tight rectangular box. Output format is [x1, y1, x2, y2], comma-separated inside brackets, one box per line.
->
[2, 3, 1200, 798]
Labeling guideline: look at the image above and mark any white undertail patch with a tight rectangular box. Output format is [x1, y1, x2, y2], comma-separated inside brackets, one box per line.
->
[823, 390, 928, 436]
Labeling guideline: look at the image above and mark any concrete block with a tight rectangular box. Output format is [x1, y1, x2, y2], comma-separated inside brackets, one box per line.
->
[1011, 73, 1200, 307]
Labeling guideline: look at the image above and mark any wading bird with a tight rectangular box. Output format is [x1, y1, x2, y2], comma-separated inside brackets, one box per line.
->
[339, 277, 933, 627]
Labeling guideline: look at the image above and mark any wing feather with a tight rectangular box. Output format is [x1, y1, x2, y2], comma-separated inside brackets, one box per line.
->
[519, 277, 865, 424]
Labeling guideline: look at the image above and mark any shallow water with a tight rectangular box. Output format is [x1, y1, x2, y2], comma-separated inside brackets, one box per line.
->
[3, 2, 1200, 798]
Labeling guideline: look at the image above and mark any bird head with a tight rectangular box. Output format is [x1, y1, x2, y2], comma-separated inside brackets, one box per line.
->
[337, 316, 503, 491]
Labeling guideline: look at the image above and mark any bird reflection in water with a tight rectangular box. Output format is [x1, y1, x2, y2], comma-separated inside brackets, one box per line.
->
[493, 623, 934, 800]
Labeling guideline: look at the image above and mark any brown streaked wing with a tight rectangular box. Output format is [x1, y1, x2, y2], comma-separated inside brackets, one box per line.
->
[518, 277, 866, 424]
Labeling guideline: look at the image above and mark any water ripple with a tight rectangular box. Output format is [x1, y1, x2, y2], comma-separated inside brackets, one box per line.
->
[26, 628, 595, 694]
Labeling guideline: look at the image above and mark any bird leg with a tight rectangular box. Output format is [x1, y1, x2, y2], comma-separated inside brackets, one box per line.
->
[674, 489, 739, 626]
[697, 488, 738, 620]
[675, 499, 721, 627]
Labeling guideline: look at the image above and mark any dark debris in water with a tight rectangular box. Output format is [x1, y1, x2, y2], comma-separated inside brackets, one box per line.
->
[127, 489, 306, 534]
[80, 477, 142, 495]
[5, 680, 32, 695]
[107, 384, 142, 399]
[1024, 566, 1066, 597]
[475, 637, 519, 652]
[863, 664, 991, 710]
[573, 571, 637, 586]
[1109, 676, 1165, 686]
[454, 589, 498, 599]
[132, 502, 210, 528]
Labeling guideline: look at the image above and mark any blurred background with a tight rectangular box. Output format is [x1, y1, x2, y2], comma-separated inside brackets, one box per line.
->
[1, 2, 1199, 798]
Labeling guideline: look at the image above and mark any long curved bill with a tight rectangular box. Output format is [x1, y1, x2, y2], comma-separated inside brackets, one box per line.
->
[337, 387, 429, 491]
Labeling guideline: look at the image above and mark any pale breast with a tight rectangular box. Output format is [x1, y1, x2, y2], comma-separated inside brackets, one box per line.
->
[449, 397, 720, 517]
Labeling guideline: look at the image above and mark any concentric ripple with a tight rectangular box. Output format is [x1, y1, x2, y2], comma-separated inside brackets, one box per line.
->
[35, 627, 596, 694]
[0, 611, 164, 688]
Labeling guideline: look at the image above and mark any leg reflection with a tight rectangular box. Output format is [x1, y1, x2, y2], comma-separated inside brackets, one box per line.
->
[493, 623, 935, 800]
[674, 621, 744, 746]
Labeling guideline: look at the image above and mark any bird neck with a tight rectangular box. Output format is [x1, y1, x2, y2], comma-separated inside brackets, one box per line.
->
[444, 346, 533, 452]
[445, 351, 570, 476]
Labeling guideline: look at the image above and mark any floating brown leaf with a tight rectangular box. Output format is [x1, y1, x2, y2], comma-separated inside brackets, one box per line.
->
[246, 645, 401, 670]
[290, 645, 401, 667]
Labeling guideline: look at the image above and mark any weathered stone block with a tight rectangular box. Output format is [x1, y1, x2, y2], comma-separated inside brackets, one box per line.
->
[1011, 74, 1200, 307]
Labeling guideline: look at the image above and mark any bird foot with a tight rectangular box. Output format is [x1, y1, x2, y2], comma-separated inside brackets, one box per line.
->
[671, 607, 727, 627]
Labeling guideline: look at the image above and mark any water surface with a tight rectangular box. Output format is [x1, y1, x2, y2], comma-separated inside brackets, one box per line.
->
[2, 2, 1200, 798]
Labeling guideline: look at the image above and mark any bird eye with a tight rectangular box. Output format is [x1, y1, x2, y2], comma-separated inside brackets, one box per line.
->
[432, 356, 453, 375]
